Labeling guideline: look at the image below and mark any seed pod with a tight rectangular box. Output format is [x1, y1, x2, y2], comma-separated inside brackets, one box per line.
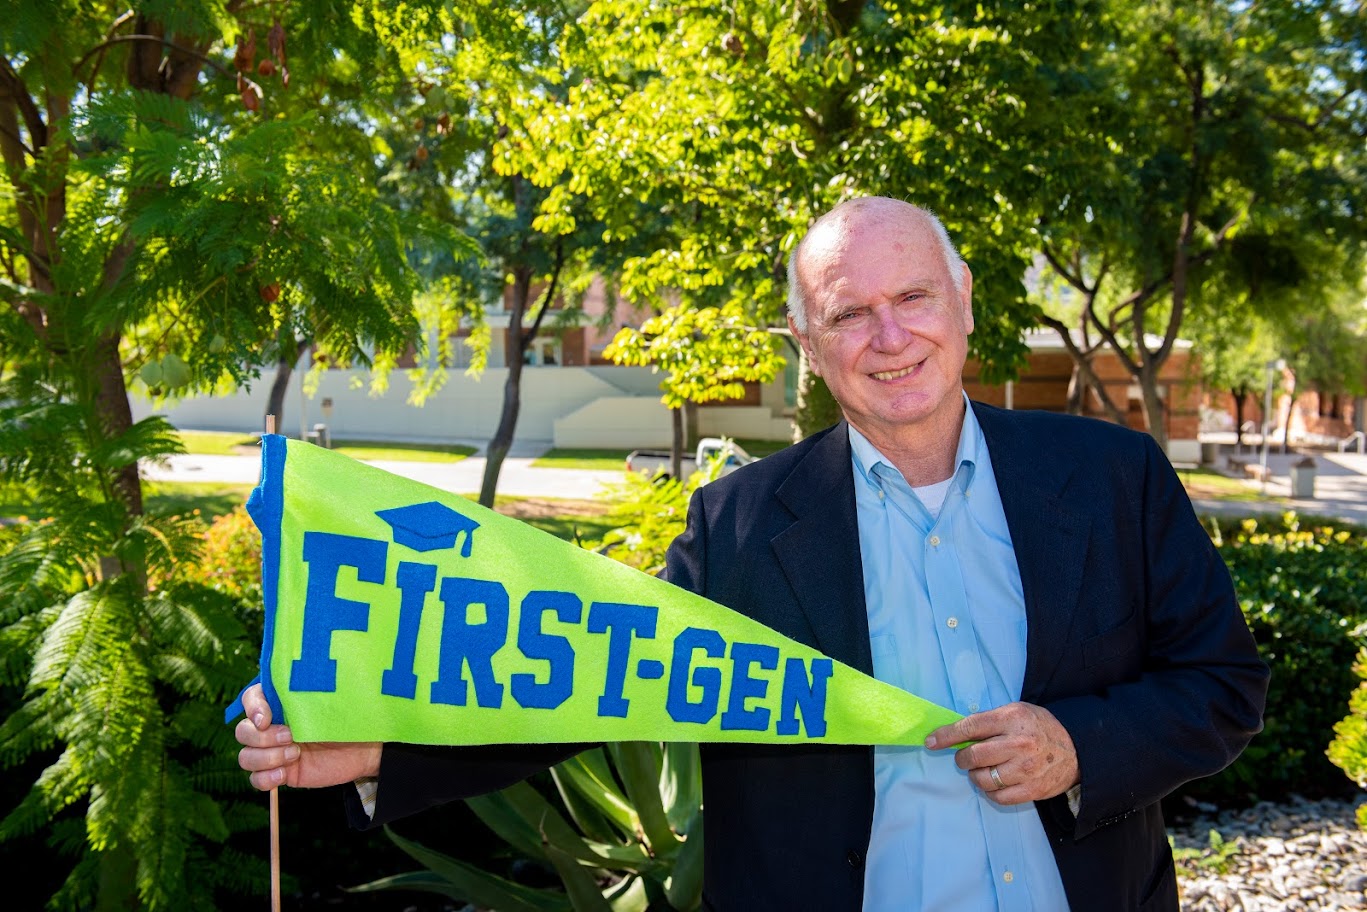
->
[242, 83, 260, 112]
[234, 28, 256, 73]
[258, 58, 275, 77]
[437, 112, 451, 134]
[259, 282, 280, 302]
[139, 360, 163, 387]
[415, 144, 429, 164]
[208, 334, 227, 353]
[160, 353, 191, 389]
[268, 18, 287, 68]
[721, 32, 743, 56]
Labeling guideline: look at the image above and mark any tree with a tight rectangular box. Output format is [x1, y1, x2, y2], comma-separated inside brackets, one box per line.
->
[1034, 0, 1367, 450]
[503, 0, 1112, 421]
[0, 3, 465, 906]
[605, 301, 784, 478]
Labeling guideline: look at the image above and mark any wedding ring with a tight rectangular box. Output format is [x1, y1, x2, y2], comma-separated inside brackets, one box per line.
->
[989, 766, 1005, 790]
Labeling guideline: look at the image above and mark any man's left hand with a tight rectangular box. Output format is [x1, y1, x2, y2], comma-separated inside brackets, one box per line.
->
[925, 703, 1079, 806]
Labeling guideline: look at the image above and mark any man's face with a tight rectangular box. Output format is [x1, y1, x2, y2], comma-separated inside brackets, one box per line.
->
[789, 210, 973, 443]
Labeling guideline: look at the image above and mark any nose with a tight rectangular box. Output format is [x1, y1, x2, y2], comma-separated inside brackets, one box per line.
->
[869, 305, 913, 353]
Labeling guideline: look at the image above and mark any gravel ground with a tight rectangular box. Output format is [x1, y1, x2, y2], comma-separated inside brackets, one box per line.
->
[1172, 795, 1367, 910]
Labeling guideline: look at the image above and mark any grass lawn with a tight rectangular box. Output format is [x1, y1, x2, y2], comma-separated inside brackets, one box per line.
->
[532, 437, 793, 470]
[145, 482, 256, 519]
[175, 429, 474, 463]
[330, 439, 476, 463]
[1178, 467, 1280, 503]
[531, 448, 629, 471]
[493, 496, 617, 544]
[176, 429, 260, 455]
[0, 481, 254, 523]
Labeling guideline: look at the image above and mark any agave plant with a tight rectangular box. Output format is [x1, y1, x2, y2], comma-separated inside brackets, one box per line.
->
[351, 741, 704, 911]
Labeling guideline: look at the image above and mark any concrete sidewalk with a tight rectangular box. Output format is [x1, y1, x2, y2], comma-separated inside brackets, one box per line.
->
[141, 443, 625, 501]
[142, 441, 1367, 526]
[1188, 449, 1367, 526]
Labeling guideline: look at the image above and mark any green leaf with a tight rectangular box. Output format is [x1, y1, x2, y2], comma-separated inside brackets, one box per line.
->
[608, 742, 679, 856]
[374, 827, 571, 912]
[542, 840, 615, 912]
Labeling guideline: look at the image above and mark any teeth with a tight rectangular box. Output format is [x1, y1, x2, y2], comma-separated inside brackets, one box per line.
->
[872, 365, 918, 381]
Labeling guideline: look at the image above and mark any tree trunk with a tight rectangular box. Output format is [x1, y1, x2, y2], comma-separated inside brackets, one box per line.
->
[1232, 390, 1247, 446]
[266, 339, 309, 433]
[1279, 375, 1297, 454]
[91, 332, 142, 518]
[671, 406, 685, 480]
[1137, 364, 1169, 453]
[479, 268, 533, 508]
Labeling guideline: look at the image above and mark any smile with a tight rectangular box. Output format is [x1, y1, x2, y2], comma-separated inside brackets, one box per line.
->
[870, 363, 921, 381]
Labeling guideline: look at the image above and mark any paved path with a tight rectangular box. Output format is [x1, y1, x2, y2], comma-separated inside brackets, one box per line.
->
[144, 441, 1367, 525]
[1189, 449, 1367, 526]
[141, 443, 624, 501]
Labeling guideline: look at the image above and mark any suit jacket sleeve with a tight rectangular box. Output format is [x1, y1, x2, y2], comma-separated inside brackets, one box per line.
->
[1045, 432, 1268, 840]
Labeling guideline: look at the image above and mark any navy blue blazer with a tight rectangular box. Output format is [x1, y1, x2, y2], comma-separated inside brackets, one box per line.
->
[359, 403, 1268, 911]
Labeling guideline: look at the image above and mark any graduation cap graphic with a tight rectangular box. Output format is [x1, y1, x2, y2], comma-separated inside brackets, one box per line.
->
[375, 501, 480, 557]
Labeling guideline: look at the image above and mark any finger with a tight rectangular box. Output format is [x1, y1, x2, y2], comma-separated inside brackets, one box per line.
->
[927, 709, 1004, 750]
[234, 717, 294, 749]
[238, 743, 301, 774]
[981, 782, 1034, 807]
[249, 767, 286, 791]
[241, 683, 273, 730]
[953, 741, 1011, 773]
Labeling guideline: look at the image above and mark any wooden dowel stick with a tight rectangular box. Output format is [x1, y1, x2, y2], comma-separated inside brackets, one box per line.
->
[270, 787, 281, 912]
[264, 413, 280, 911]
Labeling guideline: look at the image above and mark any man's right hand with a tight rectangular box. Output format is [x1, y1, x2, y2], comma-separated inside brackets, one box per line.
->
[235, 683, 382, 791]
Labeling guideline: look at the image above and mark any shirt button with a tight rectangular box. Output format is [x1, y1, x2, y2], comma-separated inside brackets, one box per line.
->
[846, 850, 863, 868]
[968, 702, 979, 713]
[1003, 871, 1014, 884]
[946, 617, 958, 629]
[877, 490, 885, 500]
[929, 535, 941, 547]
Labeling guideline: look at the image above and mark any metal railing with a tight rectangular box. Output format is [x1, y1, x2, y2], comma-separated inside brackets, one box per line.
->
[1340, 431, 1366, 454]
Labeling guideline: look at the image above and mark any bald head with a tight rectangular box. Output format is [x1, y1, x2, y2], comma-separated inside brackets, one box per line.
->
[786, 198, 965, 333]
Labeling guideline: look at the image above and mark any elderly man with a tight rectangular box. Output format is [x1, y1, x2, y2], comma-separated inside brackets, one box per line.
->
[237, 197, 1267, 911]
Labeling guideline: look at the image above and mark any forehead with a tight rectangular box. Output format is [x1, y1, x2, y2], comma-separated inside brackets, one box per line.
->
[801, 214, 946, 306]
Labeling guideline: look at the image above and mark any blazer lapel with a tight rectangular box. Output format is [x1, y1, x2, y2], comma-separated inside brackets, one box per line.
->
[770, 423, 874, 676]
[973, 403, 1092, 704]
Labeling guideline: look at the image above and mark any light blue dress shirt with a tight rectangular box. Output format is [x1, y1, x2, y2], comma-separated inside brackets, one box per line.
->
[851, 403, 1071, 912]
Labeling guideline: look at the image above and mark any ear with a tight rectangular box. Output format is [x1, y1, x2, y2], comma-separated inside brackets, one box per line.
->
[959, 263, 974, 335]
[787, 314, 821, 376]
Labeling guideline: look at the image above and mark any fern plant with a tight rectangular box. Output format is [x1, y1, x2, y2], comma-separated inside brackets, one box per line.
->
[0, 3, 466, 907]
[0, 388, 269, 909]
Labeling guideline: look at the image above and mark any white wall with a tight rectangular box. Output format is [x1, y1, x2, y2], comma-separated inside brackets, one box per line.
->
[132, 365, 794, 446]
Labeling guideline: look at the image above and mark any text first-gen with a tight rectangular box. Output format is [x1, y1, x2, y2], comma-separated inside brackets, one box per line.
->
[287, 532, 834, 738]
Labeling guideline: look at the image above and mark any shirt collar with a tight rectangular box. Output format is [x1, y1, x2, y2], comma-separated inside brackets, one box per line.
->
[847, 393, 981, 493]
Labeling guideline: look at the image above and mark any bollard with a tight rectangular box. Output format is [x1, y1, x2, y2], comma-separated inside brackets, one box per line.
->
[1289, 456, 1316, 498]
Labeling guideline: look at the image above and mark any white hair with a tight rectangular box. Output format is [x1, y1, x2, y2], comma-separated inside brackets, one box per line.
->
[786, 201, 966, 333]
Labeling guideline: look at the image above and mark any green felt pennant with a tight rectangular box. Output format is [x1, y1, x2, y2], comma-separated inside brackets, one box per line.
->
[246, 435, 960, 746]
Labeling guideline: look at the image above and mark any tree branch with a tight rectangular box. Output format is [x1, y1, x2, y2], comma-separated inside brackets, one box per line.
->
[82, 9, 137, 94]
[522, 238, 566, 346]
[0, 119, 34, 158]
[0, 57, 46, 149]
[74, 35, 233, 82]
[1040, 242, 1090, 295]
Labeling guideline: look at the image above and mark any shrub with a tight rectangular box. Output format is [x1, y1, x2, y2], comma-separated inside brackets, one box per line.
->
[1327, 648, 1367, 829]
[1190, 514, 1367, 805]
[181, 506, 263, 605]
